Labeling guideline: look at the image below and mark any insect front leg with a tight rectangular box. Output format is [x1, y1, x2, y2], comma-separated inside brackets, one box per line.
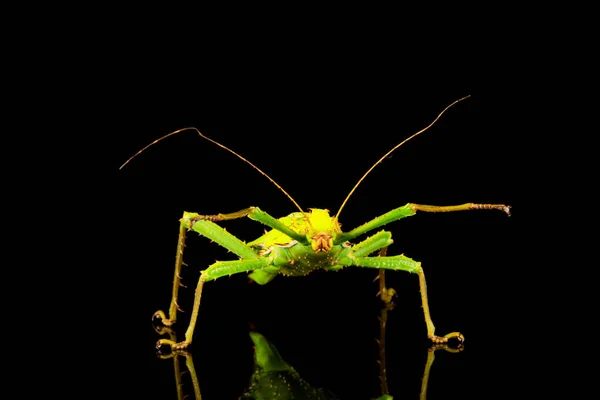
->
[191, 207, 308, 244]
[336, 202, 510, 243]
[376, 248, 396, 310]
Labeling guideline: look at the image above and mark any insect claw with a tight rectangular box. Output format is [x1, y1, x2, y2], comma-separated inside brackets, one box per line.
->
[174, 300, 184, 313]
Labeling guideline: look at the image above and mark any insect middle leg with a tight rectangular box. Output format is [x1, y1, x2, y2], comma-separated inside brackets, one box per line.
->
[339, 235, 462, 344]
[158, 257, 271, 351]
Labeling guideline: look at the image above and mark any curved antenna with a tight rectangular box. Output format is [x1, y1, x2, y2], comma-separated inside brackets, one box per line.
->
[334, 95, 471, 220]
[120, 127, 306, 215]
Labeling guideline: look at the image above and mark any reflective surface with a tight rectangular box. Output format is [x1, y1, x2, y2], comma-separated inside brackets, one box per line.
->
[155, 290, 464, 400]
[115, 264, 525, 400]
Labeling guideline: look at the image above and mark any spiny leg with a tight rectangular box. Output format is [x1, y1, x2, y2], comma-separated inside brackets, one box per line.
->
[410, 203, 510, 215]
[339, 251, 463, 344]
[154, 211, 261, 329]
[375, 247, 395, 397]
[153, 224, 187, 327]
[189, 206, 308, 244]
[336, 202, 510, 243]
[157, 257, 271, 352]
[376, 248, 396, 309]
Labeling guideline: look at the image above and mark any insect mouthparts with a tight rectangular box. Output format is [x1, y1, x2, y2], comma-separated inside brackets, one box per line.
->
[311, 233, 333, 253]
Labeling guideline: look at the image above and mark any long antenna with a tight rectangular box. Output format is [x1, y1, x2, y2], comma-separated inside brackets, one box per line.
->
[120, 127, 306, 215]
[334, 95, 471, 220]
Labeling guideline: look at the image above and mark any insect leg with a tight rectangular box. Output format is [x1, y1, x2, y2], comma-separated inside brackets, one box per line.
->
[158, 257, 272, 352]
[409, 203, 510, 215]
[153, 223, 188, 327]
[188, 207, 308, 244]
[339, 252, 463, 344]
[153, 213, 259, 327]
[336, 202, 510, 243]
[376, 247, 396, 309]
[376, 247, 396, 397]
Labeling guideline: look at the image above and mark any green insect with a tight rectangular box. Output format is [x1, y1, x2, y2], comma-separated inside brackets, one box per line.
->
[121, 96, 511, 352]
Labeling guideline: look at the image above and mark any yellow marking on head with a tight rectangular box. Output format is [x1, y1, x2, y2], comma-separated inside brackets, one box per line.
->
[306, 209, 339, 252]
[307, 209, 337, 232]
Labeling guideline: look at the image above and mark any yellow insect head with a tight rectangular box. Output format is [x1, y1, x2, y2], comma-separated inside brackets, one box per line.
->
[306, 209, 340, 253]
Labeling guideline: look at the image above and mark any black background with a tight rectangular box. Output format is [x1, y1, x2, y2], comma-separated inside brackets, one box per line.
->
[109, 87, 524, 399]
[64, 15, 532, 399]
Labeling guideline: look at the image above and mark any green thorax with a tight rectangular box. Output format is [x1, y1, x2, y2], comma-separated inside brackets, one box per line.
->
[247, 209, 349, 278]
[248, 208, 341, 248]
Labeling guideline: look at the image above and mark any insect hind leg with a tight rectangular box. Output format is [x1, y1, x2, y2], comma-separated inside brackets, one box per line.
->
[375, 248, 396, 310]
[153, 223, 187, 328]
[153, 211, 260, 329]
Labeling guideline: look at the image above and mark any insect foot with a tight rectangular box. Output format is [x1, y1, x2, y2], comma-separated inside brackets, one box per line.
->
[152, 310, 175, 326]
[156, 338, 191, 354]
[379, 287, 397, 310]
[429, 331, 464, 345]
